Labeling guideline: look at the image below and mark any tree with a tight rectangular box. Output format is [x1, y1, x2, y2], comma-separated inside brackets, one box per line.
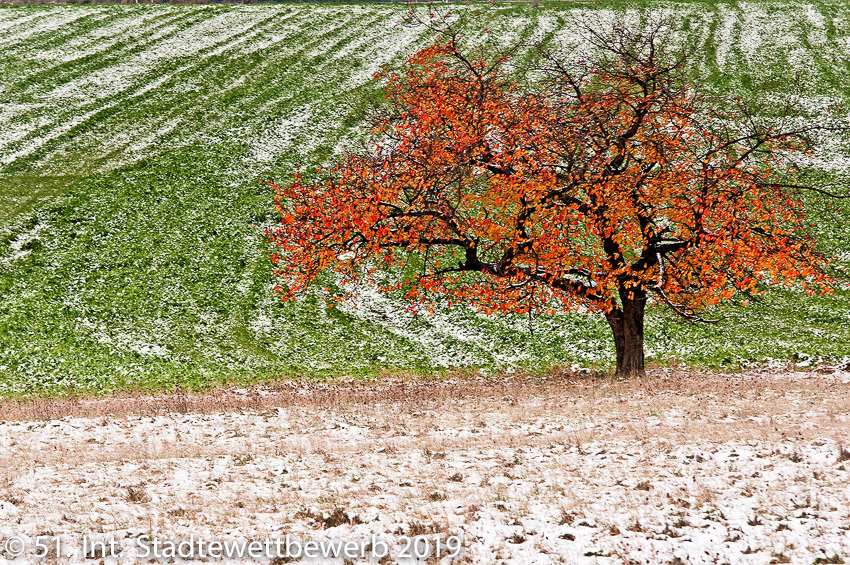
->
[268, 13, 842, 375]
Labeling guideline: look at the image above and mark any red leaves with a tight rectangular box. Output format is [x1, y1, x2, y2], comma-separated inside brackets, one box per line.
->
[266, 36, 832, 318]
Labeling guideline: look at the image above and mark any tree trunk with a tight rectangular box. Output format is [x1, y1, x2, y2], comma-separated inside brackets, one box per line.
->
[605, 289, 646, 376]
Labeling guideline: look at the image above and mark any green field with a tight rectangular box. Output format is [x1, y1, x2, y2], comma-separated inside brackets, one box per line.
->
[0, 1, 848, 395]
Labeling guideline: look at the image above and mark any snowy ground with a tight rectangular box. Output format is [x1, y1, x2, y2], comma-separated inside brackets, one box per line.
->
[2, 369, 850, 564]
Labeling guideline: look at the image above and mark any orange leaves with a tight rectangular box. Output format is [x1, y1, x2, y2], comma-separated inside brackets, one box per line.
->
[265, 35, 832, 321]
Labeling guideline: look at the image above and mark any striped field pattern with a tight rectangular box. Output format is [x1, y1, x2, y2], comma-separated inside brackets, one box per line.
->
[0, 2, 848, 394]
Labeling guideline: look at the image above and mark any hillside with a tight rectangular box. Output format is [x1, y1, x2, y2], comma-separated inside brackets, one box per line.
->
[0, 2, 849, 394]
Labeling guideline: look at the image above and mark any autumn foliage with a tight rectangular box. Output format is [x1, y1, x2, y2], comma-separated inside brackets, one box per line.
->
[268, 16, 834, 375]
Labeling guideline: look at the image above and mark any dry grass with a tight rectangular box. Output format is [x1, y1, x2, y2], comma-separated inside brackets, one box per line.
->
[2, 370, 849, 564]
[1, 370, 849, 473]
[0, 367, 847, 422]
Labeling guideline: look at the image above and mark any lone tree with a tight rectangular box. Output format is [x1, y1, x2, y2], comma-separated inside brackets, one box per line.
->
[269, 13, 841, 375]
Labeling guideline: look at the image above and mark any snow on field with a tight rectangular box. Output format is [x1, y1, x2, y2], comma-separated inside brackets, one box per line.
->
[1, 371, 850, 564]
[1, 2, 848, 177]
[714, 4, 739, 72]
[1, 219, 43, 263]
[0, 8, 98, 47]
[31, 10, 168, 63]
[0, 5, 437, 175]
[339, 285, 546, 368]
[251, 102, 316, 164]
[143, 9, 270, 61]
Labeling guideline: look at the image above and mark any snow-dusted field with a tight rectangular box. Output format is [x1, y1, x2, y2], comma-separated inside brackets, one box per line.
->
[2, 370, 850, 564]
[0, 2, 849, 390]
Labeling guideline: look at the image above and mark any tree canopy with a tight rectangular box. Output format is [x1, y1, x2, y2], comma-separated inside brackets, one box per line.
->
[268, 12, 843, 375]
